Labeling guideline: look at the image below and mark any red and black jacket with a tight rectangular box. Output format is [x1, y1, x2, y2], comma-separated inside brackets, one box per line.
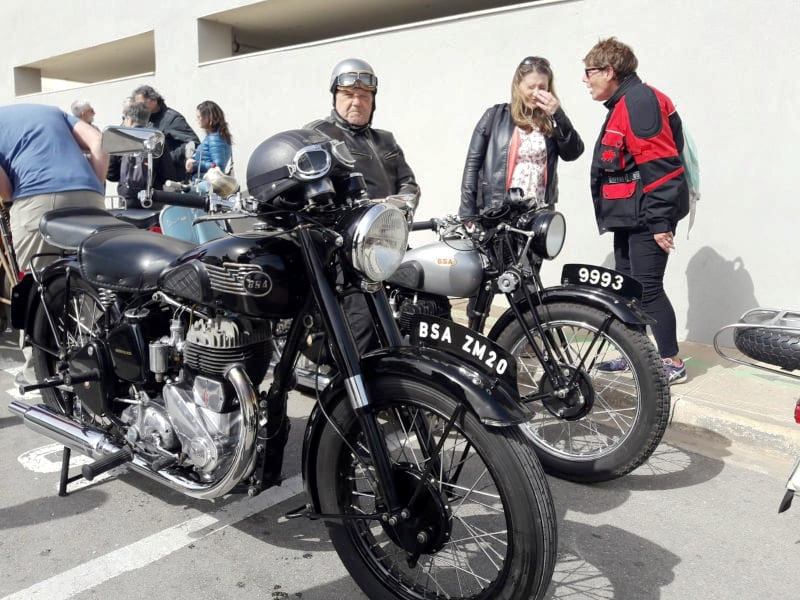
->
[590, 74, 689, 234]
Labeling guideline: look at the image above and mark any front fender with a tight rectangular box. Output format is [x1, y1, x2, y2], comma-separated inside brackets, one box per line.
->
[487, 284, 652, 341]
[301, 346, 529, 512]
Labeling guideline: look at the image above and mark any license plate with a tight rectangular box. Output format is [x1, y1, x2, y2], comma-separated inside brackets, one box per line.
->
[561, 263, 643, 301]
[409, 315, 517, 389]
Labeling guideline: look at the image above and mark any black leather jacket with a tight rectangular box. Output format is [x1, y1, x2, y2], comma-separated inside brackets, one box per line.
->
[306, 110, 419, 201]
[149, 105, 200, 188]
[459, 103, 584, 217]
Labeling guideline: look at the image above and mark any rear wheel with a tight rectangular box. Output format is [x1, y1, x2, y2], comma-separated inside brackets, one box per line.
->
[314, 376, 557, 600]
[495, 302, 670, 482]
[31, 276, 108, 413]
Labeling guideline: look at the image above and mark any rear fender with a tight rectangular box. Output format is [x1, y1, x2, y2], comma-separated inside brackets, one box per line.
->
[300, 346, 529, 512]
[486, 284, 652, 341]
[11, 258, 80, 339]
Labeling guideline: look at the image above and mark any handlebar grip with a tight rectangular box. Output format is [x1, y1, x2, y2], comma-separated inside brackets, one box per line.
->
[150, 190, 208, 210]
[411, 219, 436, 231]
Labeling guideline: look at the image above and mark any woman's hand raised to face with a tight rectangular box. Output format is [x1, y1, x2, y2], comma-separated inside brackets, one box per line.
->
[534, 90, 560, 116]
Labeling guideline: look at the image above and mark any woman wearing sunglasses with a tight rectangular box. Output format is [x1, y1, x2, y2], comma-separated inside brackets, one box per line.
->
[459, 56, 584, 217]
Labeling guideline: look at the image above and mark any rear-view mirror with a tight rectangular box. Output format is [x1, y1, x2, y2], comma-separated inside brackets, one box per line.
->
[101, 126, 165, 158]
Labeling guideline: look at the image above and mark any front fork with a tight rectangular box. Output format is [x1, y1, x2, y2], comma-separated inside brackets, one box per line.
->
[296, 228, 404, 513]
[470, 273, 614, 399]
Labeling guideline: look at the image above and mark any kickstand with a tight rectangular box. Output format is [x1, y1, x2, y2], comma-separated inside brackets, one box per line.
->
[58, 447, 84, 497]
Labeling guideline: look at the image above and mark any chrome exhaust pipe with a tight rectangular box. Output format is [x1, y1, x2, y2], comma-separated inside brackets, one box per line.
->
[8, 364, 259, 501]
[9, 400, 122, 457]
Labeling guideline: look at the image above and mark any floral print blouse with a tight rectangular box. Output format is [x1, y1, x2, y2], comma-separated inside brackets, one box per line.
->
[510, 127, 547, 203]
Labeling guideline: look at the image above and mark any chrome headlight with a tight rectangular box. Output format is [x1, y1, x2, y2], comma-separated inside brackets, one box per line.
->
[530, 210, 566, 259]
[351, 204, 409, 282]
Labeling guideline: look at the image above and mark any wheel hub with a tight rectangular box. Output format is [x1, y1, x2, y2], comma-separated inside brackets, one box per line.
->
[539, 364, 595, 420]
[379, 464, 452, 555]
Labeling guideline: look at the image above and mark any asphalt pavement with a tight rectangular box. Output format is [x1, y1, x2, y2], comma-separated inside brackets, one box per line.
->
[2, 327, 800, 599]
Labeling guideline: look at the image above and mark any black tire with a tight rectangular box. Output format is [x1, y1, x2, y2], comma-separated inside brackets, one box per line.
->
[734, 327, 800, 371]
[31, 276, 107, 413]
[495, 302, 670, 483]
[314, 376, 557, 600]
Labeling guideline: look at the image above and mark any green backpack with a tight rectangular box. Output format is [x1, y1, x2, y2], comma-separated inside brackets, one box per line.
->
[680, 126, 700, 237]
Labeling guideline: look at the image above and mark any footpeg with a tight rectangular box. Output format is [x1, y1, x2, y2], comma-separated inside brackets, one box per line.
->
[284, 503, 311, 520]
[81, 447, 133, 481]
[19, 369, 100, 395]
[151, 455, 178, 472]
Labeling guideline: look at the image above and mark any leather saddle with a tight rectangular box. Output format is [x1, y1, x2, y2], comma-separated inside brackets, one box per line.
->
[39, 207, 196, 293]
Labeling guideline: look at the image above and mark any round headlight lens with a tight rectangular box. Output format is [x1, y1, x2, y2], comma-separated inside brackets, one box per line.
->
[351, 204, 409, 281]
[531, 210, 566, 259]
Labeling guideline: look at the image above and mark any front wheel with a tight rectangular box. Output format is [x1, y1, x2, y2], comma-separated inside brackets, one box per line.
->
[314, 376, 557, 600]
[495, 302, 670, 482]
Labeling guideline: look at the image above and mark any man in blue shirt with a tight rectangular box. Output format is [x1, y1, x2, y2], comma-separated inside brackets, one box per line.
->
[0, 103, 108, 271]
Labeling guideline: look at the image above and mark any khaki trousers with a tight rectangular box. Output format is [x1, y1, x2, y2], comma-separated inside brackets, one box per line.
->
[10, 190, 105, 272]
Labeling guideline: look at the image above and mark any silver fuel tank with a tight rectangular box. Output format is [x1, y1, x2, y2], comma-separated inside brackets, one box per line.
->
[391, 239, 483, 298]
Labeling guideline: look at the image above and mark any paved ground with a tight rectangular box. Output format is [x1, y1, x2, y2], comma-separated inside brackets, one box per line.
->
[3, 329, 800, 599]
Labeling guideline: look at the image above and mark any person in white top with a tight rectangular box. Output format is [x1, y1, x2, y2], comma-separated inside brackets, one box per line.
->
[459, 56, 584, 217]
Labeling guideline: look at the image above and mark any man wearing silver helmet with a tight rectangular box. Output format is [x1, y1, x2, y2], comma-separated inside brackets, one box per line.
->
[306, 58, 420, 202]
[305, 59, 418, 353]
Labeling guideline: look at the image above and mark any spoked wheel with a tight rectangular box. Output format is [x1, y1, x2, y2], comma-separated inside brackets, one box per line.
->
[31, 276, 109, 413]
[495, 302, 670, 482]
[315, 376, 556, 600]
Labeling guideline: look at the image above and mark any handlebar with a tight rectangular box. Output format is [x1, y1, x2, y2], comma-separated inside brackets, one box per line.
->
[411, 219, 436, 231]
[150, 190, 209, 210]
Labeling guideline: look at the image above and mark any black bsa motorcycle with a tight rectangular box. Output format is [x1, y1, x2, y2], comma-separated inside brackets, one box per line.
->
[384, 196, 671, 483]
[9, 127, 557, 600]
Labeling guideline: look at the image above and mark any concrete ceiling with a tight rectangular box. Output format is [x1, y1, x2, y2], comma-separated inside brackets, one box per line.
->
[22, 31, 155, 83]
[202, 0, 531, 51]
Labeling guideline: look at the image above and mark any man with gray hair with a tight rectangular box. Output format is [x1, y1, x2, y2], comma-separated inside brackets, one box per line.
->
[70, 99, 96, 126]
[132, 85, 199, 187]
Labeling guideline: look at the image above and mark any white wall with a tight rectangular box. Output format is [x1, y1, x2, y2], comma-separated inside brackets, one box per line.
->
[2, 0, 798, 344]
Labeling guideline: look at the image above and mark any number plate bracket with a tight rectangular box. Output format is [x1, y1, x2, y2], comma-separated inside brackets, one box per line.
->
[409, 315, 518, 390]
[561, 263, 643, 301]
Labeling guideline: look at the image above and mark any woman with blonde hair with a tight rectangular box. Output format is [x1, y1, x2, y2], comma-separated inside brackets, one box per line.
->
[459, 56, 583, 217]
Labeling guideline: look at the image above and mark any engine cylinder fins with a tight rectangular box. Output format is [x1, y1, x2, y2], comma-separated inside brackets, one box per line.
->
[184, 317, 272, 383]
[186, 317, 272, 348]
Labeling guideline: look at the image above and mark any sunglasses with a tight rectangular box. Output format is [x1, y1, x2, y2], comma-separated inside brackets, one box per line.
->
[519, 56, 550, 68]
[335, 71, 378, 90]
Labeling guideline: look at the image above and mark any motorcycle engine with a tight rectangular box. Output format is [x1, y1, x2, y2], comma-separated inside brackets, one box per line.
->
[397, 293, 452, 335]
[123, 316, 270, 481]
[122, 377, 241, 481]
[183, 317, 272, 384]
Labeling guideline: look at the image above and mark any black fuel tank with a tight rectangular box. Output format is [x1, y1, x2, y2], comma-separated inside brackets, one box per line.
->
[159, 232, 307, 318]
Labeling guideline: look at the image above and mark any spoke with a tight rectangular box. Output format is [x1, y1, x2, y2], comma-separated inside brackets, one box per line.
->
[449, 529, 508, 546]
[438, 480, 501, 502]
[450, 467, 488, 519]
[454, 515, 503, 569]
[392, 407, 421, 469]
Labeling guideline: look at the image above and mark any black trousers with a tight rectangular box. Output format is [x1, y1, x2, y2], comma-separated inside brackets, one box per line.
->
[613, 227, 679, 358]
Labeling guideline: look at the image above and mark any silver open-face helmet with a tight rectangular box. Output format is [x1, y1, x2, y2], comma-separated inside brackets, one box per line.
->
[329, 58, 378, 94]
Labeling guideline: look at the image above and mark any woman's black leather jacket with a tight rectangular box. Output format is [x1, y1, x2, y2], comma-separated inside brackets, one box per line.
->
[459, 103, 583, 217]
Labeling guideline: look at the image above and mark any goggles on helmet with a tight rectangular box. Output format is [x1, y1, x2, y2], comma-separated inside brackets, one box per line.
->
[335, 71, 378, 91]
[254, 140, 356, 188]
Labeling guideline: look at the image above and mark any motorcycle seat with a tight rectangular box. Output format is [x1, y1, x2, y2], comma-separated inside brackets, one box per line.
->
[40, 207, 135, 251]
[108, 208, 161, 230]
[79, 227, 197, 293]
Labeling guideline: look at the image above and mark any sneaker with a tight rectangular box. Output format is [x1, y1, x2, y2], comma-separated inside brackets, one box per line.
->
[663, 359, 687, 385]
[597, 357, 630, 372]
